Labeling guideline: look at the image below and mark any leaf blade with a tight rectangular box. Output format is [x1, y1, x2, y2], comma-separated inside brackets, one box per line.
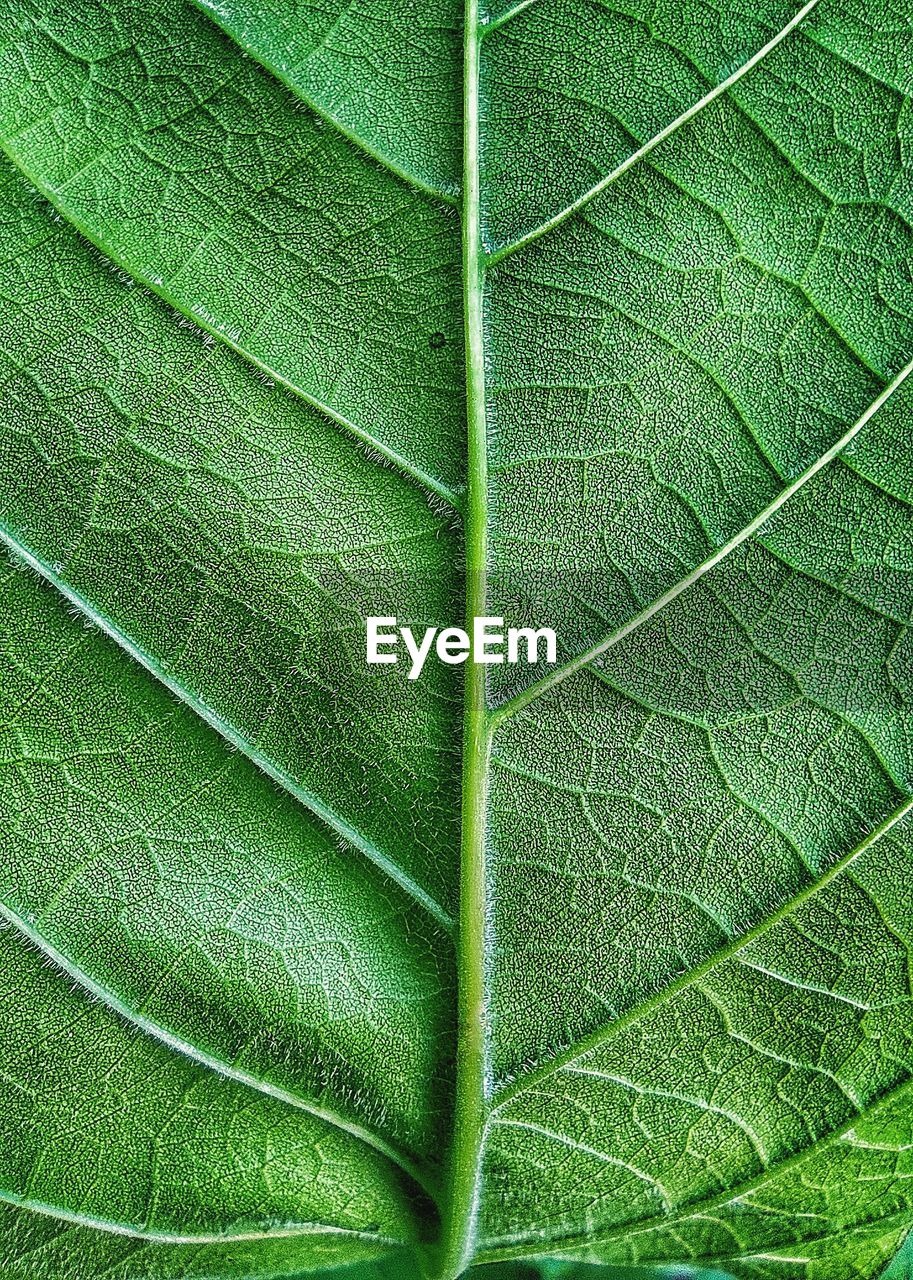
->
[0, 926, 421, 1251]
[0, 560, 452, 1163]
[187, 0, 463, 201]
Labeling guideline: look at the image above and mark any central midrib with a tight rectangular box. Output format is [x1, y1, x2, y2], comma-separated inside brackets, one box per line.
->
[439, 0, 491, 1274]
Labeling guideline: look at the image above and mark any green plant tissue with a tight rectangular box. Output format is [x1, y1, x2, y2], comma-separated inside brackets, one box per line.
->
[0, 0, 912, 1277]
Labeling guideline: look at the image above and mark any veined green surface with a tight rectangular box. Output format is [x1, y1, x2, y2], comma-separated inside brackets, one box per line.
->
[0, 0, 913, 1277]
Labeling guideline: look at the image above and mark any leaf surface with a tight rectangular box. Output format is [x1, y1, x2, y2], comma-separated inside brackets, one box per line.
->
[0, 924, 418, 1259]
[1, 0, 913, 1278]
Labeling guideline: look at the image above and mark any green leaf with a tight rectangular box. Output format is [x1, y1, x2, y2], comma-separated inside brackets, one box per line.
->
[0, 925, 419, 1260]
[1, 0, 913, 1278]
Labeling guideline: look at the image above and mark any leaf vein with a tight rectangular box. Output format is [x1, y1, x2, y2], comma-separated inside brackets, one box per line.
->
[188, 0, 461, 205]
[0, 144, 463, 512]
[0, 898, 440, 1202]
[490, 354, 913, 727]
[485, 0, 822, 262]
[490, 792, 913, 1106]
[0, 522, 454, 934]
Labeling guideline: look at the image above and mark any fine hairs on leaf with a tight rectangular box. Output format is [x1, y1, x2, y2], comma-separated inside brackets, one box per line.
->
[1, 1, 913, 1279]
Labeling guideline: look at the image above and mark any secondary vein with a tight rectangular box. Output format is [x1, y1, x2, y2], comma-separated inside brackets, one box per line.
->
[0, 902, 440, 1202]
[486, 0, 821, 264]
[481, 1067, 913, 1263]
[0, 1187, 405, 1247]
[0, 146, 463, 514]
[482, 1065, 913, 1263]
[0, 522, 453, 934]
[490, 791, 913, 1109]
[481, 0, 539, 35]
[491, 353, 913, 729]
[187, 0, 461, 206]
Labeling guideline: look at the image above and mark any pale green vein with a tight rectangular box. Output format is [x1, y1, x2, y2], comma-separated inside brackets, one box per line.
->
[494, 1118, 673, 1211]
[437, 0, 491, 1274]
[0, 522, 454, 934]
[485, 0, 821, 263]
[482, 0, 538, 35]
[0, 145, 463, 514]
[563, 1066, 770, 1163]
[491, 354, 913, 729]
[481, 1051, 913, 1262]
[187, 0, 460, 206]
[706, 1209, 913, 1267]
[489, 791, 913, 1109]
[0, 1188, 404, 1248]
[586, 1209, 911, 1273]
[0, 900, 440, 1203]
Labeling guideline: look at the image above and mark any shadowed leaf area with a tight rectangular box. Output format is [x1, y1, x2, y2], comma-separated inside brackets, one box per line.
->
[1, 0, 913, 1278]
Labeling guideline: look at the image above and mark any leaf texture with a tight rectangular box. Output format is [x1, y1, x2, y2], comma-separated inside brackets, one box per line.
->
[1, 0, 913, 1278]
